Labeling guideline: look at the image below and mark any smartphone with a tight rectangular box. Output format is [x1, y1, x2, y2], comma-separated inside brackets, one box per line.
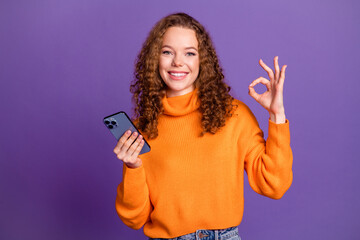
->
[103, 111, 151, 155]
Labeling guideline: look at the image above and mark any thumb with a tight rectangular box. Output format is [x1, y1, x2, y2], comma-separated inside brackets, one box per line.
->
[248, 85, 261, 101]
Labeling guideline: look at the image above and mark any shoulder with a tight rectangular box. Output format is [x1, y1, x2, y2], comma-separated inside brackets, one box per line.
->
[231, 99, 253, 116]
[230, 98, 259, 126]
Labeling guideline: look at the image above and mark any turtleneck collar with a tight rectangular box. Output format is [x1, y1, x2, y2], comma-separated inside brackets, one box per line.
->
[162, 89, 200, 116]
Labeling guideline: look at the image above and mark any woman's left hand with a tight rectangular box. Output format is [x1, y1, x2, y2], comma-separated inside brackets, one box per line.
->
[248, 56, 287, 124]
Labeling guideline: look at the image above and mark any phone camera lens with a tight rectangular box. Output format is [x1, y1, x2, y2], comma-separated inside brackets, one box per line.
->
[108, 125, 113, 129]
[111, 121, 117, 125]
[104, 120, 110, 124]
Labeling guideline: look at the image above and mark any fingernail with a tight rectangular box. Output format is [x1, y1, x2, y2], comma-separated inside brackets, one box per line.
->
[126, 130, 131, 135]
[133, 132, 138, 136]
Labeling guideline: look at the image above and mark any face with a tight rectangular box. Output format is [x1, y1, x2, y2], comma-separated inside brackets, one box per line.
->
[159, 27, 200, 97]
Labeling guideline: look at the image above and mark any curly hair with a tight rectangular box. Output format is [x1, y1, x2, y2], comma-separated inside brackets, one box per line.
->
[130, 12, 235, 139]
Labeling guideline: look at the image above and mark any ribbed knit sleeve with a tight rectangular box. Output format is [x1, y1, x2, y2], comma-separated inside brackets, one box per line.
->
[244, 115, 293, 200]
[115, 164, 152, 229]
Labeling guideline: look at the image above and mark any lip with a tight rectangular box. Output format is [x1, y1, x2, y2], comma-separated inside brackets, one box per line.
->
[168, 71, 189, 81]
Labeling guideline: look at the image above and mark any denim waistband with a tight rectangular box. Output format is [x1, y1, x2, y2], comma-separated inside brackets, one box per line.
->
[149, 226, 240, 240]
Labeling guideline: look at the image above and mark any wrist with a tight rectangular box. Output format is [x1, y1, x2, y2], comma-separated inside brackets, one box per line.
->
[269, 112, 286, 124]
[125, 160, 142, 169]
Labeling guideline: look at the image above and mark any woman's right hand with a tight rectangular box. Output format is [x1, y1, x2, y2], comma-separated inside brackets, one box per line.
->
[113, 130, 145, 168]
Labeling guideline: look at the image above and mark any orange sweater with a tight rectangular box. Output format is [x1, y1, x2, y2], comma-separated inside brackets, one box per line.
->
[115, 90, 293, 238]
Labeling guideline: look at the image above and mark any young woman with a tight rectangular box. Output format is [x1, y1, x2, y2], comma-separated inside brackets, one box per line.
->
[113, 13, 293, 240]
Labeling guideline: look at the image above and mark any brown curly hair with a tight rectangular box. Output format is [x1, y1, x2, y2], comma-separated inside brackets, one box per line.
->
[130, 12, 235, 139]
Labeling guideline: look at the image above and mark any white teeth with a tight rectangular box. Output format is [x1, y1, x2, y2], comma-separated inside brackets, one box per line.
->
[170, 72, 187, 77]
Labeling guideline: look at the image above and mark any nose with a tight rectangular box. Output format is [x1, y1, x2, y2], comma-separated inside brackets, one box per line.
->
[172, 54, 184, 67]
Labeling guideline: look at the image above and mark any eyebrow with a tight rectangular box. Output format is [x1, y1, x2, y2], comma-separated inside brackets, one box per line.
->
[161, 45, 198, 51]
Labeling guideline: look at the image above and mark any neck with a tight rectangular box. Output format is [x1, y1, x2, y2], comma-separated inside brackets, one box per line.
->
[165, 86, 195, 98]
[162, 88, 200, 116]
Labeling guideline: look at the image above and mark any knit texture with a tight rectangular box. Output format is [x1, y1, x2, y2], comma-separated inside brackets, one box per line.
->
[115, 89, 293, 238]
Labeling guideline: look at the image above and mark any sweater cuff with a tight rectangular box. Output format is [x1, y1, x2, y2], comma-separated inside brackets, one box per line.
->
[268, 119, 290, 145]
[122, 163, 147, 190]
[269, 118, 289, 125]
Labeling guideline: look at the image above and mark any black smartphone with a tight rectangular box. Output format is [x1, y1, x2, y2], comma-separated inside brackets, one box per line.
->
[103, 111, 151, 155]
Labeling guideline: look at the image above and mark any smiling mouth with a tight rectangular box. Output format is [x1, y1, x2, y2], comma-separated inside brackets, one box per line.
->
[168, 71, 188, 80]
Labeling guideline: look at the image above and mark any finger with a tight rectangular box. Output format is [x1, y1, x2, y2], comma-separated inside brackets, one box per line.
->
[274, 56, 280, 82]
[249, 77, 271, 90]
[278, 65, 287, 85]
[127, 135, 143, 156]
[116, 132, 140, 161]
[248, 77, 271, 101]
[248, 86, 261, 101]
[132, 139, 145, 158]
[122, 131, 139, 151]
[259, 59, 275, 80]
[116, 152, 125, 161]
[121, 137, 142, 165]
[114, 130, 131, 154]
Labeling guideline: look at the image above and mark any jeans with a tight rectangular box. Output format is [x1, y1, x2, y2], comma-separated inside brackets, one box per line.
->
[149, 226, 241, 240]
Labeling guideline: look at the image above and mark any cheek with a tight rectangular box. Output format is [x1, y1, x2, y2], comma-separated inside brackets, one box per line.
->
[158, 58, 165, 72]
[191, 58, 200, 73]
[158, 58, 168, 80]
[159, 57, 171, 72]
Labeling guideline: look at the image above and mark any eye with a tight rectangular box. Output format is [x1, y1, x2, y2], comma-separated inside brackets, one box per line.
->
[186, 52, 196, 56]
[162, 50, 172, 55]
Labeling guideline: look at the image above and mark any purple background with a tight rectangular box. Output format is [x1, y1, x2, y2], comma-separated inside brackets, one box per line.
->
[1, 0, 359, 239]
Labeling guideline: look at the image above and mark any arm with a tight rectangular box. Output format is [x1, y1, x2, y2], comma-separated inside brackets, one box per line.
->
[245, 56, 293, 199]
[113, 130, 152, 229]
[115, 164, 152, 229]
[244, 116, 293, 199]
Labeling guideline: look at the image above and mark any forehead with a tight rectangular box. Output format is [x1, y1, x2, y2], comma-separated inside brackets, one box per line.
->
[162, 27, 198, 48]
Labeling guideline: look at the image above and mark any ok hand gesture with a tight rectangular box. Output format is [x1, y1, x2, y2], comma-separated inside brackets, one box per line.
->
[248, 56, 287, 124]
